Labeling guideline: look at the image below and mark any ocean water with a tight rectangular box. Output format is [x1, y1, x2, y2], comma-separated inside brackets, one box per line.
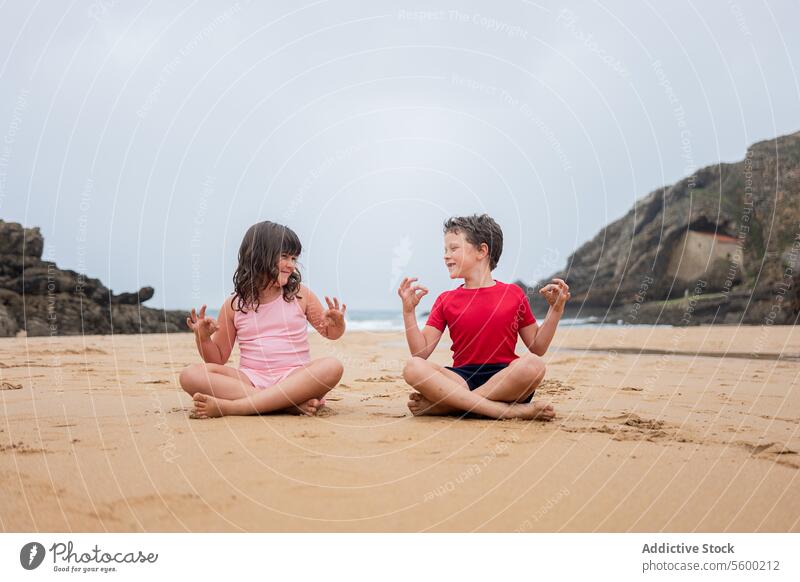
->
[345, 310, 425, 331]
[197, 308, 625, 331]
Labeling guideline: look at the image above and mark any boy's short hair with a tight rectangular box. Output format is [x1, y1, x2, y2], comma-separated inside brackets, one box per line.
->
[444, 214, 503, 270]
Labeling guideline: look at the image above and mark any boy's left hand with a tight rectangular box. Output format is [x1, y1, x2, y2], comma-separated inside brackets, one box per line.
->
[323, 296, 347, 328]
[539, 278, 571, 312]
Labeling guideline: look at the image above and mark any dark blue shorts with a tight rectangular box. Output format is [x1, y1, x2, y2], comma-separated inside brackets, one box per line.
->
[445, 363, 534, 404]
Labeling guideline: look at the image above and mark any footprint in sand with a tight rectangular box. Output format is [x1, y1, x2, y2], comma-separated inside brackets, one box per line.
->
[0, 441, 47, 454]
[738, 441, 800, 469]
[376, 436, 413, 443]
[360, 393, 394, 401]
[758, 414, 797, 422]
[537, 379, 575, 394]
[604, 412, 664, 429]
[587, 412, 672, 442]
[354, 375, 402, 383]
[740, 441, 776, 455]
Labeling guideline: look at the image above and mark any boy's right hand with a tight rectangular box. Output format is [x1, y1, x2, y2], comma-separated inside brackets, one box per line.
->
[186, 304, 219, 340]
[398, 277, 428, 313]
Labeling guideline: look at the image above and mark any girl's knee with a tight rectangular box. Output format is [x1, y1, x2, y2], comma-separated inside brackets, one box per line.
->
[318, 357, 344, 384]
[179, 364, 202, 393]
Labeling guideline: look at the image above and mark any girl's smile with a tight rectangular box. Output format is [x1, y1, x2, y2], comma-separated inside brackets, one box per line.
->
[276, 254, 298, 286]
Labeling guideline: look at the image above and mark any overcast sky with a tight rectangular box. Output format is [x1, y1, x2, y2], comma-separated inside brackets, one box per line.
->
[1, 0, 798, 311]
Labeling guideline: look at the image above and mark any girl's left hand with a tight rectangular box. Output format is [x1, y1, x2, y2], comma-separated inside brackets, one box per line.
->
[323, 296, 347, 328]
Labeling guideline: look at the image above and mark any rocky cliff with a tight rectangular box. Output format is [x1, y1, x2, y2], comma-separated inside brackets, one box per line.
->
[521, 131, 800, 325]
[0, 220, 187, 336]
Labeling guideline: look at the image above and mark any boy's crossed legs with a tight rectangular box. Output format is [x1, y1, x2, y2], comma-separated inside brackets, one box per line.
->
[404, 354, 555, 420]
[179, 357, 343, 417]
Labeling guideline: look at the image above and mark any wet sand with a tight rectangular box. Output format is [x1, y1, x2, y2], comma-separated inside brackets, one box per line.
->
[1, 325, 798, 531]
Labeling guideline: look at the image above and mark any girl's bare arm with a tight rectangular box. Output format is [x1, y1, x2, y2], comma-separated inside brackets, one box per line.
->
[303, 286, 346, 340]
[187, 299, 237, 364]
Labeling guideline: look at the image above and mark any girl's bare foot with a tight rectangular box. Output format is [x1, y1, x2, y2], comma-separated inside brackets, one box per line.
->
[295, 398, 322, 416]
[191, 393, 229, 418]
[407, 392, 453, 416]
[507, 401, 555, 421]
[280, 397, 326, 416]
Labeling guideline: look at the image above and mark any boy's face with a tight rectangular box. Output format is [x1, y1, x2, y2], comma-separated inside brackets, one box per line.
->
[443, 231, 487, 279]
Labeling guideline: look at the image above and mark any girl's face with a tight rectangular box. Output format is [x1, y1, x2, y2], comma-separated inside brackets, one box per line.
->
[276, 253, 298, 287]
[443, 231, 486, 279]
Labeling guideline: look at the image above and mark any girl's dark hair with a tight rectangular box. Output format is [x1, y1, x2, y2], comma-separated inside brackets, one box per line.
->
[232, 221, 302, 312]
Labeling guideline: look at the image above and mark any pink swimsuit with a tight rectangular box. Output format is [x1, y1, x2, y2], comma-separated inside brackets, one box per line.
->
[234, 295, 311, 389]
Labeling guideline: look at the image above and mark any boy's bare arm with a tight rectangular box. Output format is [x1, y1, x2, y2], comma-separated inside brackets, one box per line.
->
[520, 315, 558, 356]
[520, 278, 570, 356]
[403, 312, 443, 358]
[398, 277, 442, 358]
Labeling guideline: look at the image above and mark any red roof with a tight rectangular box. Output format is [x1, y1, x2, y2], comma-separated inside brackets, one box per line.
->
[693, 231, 738, 244]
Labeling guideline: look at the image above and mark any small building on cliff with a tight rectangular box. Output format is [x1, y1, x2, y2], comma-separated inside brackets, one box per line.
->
[666, 229, 743, 287]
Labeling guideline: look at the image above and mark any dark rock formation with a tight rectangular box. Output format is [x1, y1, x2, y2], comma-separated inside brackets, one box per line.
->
[520, 131, 800, 325]
[111, 286, 155, 305]
[0, 220, 188, 336]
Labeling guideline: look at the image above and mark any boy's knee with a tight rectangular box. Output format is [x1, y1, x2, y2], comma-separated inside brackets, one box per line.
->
[402, 357, 427, 385]
[519, 354, 546, 381]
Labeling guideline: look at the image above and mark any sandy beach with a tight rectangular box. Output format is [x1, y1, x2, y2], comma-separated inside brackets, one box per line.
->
[1, 326, 798, 532]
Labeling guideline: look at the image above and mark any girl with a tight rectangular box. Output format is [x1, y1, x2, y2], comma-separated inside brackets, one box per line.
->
[180, 221, 346, 418]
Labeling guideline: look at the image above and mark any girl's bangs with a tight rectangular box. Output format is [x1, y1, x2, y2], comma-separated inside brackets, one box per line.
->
[280, 229, 302, 256]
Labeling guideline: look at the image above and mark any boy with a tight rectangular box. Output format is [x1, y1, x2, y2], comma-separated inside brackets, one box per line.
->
[398, 214, 569, 420]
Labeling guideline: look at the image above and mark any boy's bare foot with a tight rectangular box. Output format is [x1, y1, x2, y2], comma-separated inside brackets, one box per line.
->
[507, 401, 555, 421]
[407, 392, 453, 416]
[191, 392, 228, 418]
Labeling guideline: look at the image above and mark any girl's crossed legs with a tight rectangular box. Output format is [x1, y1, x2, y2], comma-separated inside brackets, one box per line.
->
[179, 357, 343, 418]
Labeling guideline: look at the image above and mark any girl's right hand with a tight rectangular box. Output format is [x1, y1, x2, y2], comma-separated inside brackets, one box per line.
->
[397, 277, 428, 313]
[186, 304, 219, 340]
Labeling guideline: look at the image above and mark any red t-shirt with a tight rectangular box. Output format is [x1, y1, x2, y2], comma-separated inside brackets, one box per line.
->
[425, 280, 536, 367]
